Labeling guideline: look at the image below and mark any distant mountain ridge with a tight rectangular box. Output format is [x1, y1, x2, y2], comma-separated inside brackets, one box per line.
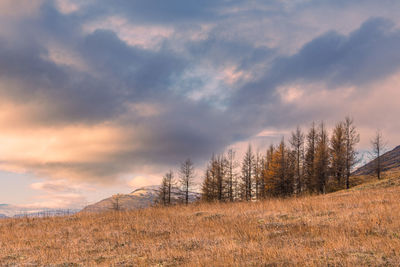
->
[81, 185, 200, 213]
[354, 145, 400, 176]
[0, 204, 78, 218]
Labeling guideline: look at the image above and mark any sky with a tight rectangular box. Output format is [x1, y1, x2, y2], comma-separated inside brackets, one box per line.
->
[1, 0, 400, 210]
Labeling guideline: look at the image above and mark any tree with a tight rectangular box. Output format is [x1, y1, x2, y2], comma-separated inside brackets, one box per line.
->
[241, 145, 254, 201]
[267, 139, 293, 196]
[254, 152, 263, 199]
[201, 166, 215, 202]
[263, 144, 274, 196]
[158, 170, 175, 205]
[343, 117, 360, 189]
[179, 158, 195, 205]
[289, 126, 305, 194]
[111, 194, 123, 211]
[166, 170, 175, 204]
[158, 176, 169, 206]
[314, 122, 330, 194]
[330, 122, 346, 186]
[371, 130, 386, 180]
[214, 154, 226, 201]
[304, 122, 317, 192]
[226, 149, 238, 202]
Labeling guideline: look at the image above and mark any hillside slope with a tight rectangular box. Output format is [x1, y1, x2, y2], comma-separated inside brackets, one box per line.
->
[354, 145, 400, 175]
[1, 176, 400, 266]
[81, 186, 200, 213]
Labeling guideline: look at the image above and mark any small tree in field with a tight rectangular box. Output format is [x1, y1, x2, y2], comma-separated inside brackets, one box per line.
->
[371, 130, 386, 180]
[330, 122, 346, 186]
[226, 149, 238, 202]
[241, 145, 254, 201]
[179, 158, 195, 205]
[158, 171, 175, 205]
[343, 117, 360, 189]
[111, 194, 123, 211]
[314, 122, 330, 194]
[304, 122, 317, 192]
[289, 126, 305, 194]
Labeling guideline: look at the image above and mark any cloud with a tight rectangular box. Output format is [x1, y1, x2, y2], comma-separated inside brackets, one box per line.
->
[0, 0, 43, 19]
[0, 0, 400, 195]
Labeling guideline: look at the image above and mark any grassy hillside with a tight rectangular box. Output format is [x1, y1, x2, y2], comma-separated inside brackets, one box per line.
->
[1, 175, 400, 266]
[353, 145, 400, 176]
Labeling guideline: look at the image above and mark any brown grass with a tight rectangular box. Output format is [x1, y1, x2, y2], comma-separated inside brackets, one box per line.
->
[1, 177, 400, 266]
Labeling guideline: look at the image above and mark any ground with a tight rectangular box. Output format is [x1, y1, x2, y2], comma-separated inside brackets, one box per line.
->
[1, 174, 400, 266]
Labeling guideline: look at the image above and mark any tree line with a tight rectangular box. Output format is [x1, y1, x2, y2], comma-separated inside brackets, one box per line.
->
[201, 117, 360, 202]
[158, 116, 386, 205]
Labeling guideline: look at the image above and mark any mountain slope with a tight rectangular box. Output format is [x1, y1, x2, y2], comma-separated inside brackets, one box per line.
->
[0, 204, 78, 218]
[81, 185, 200, 213]
[353, 145, 400, 176]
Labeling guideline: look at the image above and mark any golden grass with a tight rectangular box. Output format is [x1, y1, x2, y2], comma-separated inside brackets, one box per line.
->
[1, 177, 400, 266]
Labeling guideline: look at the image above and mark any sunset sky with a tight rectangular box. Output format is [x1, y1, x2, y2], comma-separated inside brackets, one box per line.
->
[1, 0, 400, 210]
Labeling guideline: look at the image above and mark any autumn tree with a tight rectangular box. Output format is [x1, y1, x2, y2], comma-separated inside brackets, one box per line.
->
[371, 130, 386, 180]
[263, 145, 274, 196]
[179, 158, 195, 205]
[343, 117, 360, 189]
[267, 139, 293, 196]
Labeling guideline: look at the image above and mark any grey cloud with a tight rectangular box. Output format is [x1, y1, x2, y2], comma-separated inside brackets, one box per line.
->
[91, 0, 243, 24]
[232, 18, 400, 109]
[271, 18, 400, 87]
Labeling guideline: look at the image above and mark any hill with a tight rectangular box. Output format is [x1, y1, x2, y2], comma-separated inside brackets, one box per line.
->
[1, 175, 400, 266]
[353, 145, 400, 176]
[0, 204, 78, 218]
[81, 185, 200, 213]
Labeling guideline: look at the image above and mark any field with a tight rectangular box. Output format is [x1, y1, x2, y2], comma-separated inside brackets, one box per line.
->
[1, 175, 400, 266]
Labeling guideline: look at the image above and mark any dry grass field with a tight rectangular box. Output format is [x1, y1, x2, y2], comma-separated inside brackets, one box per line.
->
[1, 175, 400, 266]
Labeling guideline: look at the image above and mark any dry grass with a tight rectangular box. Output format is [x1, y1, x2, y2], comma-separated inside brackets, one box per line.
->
[1, 177, 400, 266]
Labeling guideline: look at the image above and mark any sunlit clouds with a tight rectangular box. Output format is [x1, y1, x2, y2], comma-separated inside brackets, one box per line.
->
[0, 0, 400, 208]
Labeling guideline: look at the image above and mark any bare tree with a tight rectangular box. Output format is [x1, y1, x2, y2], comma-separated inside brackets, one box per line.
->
[201, 166, 214, 202]
[371, 130, 386, 180]
[304, 122, 317, 192]
[330, 122, 346, 186]
[165, 170, 175, 204]
[241, 144, 254, 201]
[289, 126, 305, 194]
[226, 149, 238, 202]
[158, 170, 175, 205]
[179, 158, 195, 205]
[343, 117, 360, 189]
[158, 177, 168, 205]
[314, 122, 330, 194]
[111, 194, 123, 211]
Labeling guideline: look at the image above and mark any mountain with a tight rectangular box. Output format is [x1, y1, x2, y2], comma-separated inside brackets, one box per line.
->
[81, 185, 201, 213]
[0, 204, 78, 218]
[12, 209, 79, 218]
[354, 145, 400, 176]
